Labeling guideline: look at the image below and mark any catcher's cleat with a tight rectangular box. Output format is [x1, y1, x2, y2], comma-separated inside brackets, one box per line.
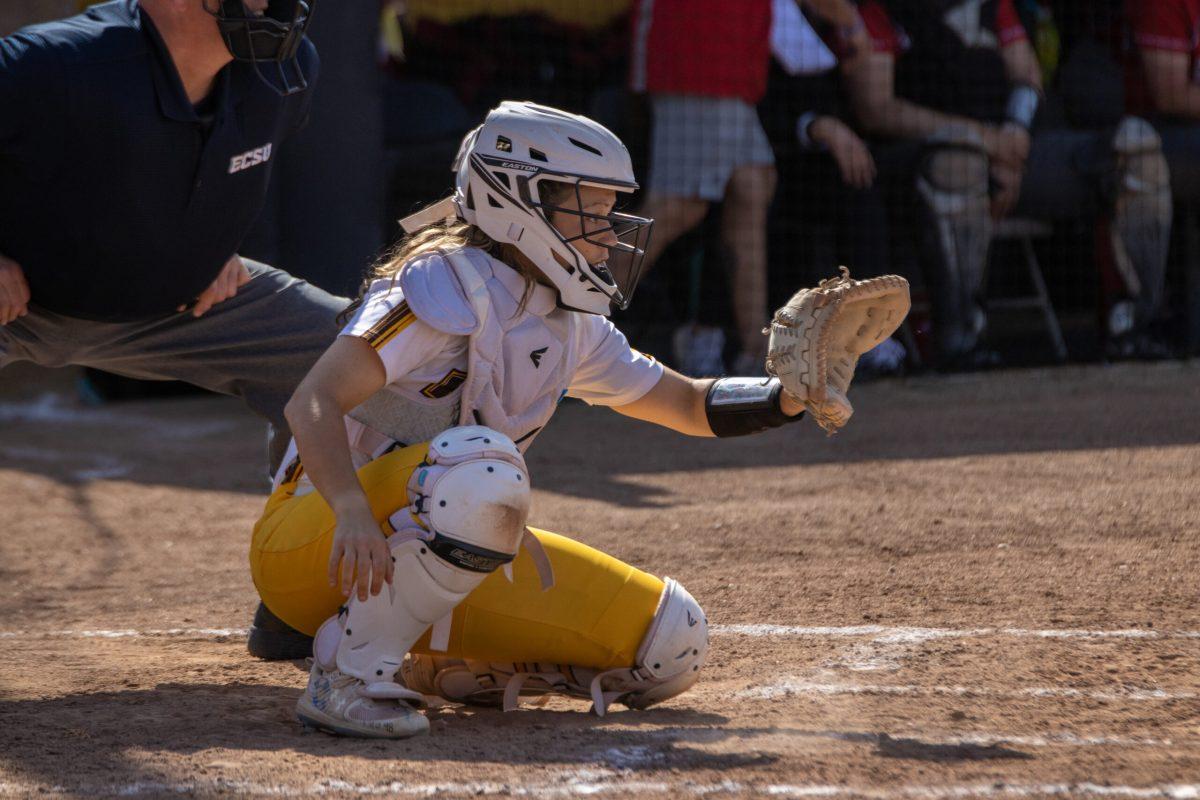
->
[247, 602, 314, 661]
[296, 661, 430, 739]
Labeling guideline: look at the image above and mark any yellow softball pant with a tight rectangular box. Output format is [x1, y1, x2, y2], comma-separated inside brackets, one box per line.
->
[249, 443, 664, 670]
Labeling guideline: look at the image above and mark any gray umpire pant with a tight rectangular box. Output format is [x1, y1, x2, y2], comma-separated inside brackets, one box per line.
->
[0, 260, 348, 475]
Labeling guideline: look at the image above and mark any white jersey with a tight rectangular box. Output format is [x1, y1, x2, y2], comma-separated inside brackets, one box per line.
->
[274, 247, 662, 493]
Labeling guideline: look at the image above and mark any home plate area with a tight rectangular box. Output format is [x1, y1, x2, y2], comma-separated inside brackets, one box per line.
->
[0, 362, 1197, 797]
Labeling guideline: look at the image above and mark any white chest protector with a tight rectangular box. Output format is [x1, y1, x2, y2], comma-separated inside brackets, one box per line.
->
[276, 247, 659, 495]
[348, 248, 580, 456]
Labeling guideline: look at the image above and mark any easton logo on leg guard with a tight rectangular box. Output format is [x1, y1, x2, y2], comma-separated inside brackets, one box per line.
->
[428, 533, 515, 573]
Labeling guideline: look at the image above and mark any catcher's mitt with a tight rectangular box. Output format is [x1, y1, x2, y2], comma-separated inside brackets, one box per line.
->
[765, 267, 910, 434]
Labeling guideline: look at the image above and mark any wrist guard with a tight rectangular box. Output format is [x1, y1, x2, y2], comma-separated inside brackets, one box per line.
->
[1005, 84, 1041, 130]
[705, 377, 802, 438]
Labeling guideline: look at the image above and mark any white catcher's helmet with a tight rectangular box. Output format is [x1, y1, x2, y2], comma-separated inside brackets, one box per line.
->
[415, 101, 654, 316]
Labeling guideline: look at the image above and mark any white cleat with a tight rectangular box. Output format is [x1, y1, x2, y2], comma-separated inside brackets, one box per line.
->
[296, 662, 430, 739]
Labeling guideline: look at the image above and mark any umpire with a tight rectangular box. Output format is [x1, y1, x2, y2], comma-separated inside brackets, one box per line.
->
[0, 0, 347, 473]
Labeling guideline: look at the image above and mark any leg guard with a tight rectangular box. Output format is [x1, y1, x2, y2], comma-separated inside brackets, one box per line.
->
[400, 577, 709, 716]
[1108, 117, 1173, 328]
[312, 426, 532, 697]
[916, 126, 994, 357]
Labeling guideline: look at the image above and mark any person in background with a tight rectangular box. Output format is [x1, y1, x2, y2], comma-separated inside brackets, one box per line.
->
[759, 0, 907, 374]
[840, 0, 1173, 366]
[628, 0, 863, 376]
[1125, 0, 1200, 354]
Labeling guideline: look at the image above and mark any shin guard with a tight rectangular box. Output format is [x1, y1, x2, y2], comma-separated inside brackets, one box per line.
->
[916, 126, 994, 356]
[401, 578, 709, 716]
[1109, 117, 1172, 328]
[313, 426, 532, 693]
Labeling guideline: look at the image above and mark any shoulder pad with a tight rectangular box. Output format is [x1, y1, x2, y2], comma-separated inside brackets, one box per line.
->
[398, 251, 480, 336]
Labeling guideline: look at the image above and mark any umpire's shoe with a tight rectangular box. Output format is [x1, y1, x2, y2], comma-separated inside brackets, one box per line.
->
[247, 602, 314, 660]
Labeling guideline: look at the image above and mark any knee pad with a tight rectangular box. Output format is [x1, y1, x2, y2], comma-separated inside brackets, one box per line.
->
[916, 126, 994, 352]
[400, 577, 709, 716]
[314, 426, 532, 688]
[1109, 117, 1172, 319]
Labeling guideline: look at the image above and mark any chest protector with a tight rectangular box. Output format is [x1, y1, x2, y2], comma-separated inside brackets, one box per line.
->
[348, 248, 574, 455]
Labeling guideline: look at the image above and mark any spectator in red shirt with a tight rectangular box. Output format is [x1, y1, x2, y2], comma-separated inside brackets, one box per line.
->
[840, 0, 1173, 365]
[1125, 0, 1200, 354]
[629, 0, 862, 375]
[1126, 0, 1200, 121]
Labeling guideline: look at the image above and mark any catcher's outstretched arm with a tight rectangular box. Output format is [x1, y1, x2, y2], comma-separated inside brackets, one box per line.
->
[613, 369, 804, 437]
[614, 367, 714, 436]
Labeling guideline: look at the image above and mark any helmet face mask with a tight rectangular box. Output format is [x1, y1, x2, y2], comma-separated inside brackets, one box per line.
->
[523, 178, 652, 312]
[452, 102, 655, 316]
[207, 0, 316, 96]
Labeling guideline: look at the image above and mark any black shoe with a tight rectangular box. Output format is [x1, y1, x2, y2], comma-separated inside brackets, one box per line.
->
[247, 602, 313, 660]
[1105, 332, 1174, 362]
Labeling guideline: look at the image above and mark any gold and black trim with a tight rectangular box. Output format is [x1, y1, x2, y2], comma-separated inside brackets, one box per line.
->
[281, 454, 305, 484]
[421, 368, 468, 399]
[361, 300, 416, 350]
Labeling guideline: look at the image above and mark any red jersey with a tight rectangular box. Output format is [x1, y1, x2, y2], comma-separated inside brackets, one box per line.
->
[858, 0, 1028, 56]
[1125, 0, 1200, 116]
[629, 0, 772, 104]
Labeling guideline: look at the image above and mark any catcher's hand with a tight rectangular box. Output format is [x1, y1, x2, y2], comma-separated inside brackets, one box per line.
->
[765, 267, 910, 434]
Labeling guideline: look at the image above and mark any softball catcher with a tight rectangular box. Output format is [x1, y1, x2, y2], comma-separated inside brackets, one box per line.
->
[249, 101, 910, 738]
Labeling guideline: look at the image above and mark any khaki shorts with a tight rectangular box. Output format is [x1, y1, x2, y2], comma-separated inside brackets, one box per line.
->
[647, 93, 775, 202]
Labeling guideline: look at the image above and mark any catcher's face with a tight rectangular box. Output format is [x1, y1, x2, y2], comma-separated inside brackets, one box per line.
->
[548, 185, 619, 266]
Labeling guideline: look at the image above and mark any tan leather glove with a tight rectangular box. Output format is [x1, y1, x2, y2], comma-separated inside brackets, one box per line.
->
[765, 267, 911, 434]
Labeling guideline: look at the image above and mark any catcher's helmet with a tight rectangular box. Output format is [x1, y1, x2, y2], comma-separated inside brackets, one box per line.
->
[208, 0, 316, 96]
[452, 101, 654, 316]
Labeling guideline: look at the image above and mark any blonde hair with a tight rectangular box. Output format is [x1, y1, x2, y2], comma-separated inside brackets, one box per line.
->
[343, 182, 574, 322]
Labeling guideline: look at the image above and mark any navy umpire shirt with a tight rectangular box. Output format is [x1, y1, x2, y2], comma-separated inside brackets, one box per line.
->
[0, 0, 318, 320]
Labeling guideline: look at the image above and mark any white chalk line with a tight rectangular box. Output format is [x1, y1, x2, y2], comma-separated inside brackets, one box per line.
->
[0, 393, 236, 440]
[3, 624, 1197, 642]
[0, 777, 1197, 799]
[741, 680, 1198, 702]
[713, 624, 1200, 641]
[0, 627, 249, 640]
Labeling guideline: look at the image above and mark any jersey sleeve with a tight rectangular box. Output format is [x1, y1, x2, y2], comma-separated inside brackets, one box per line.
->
[341, 282, 456, 385]
[567, 315, 664, 407]
[1129, 0, 1194, 53]
[994, 0, 1029, 46]
[858, 1, 904, 55]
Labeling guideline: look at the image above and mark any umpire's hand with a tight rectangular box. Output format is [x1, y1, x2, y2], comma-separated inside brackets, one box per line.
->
[182, 254, 253, 318]
[0, 253, 30, 325]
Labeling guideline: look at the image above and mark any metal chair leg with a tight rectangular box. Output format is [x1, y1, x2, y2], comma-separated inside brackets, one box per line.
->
[1021, 234, 1068, 361]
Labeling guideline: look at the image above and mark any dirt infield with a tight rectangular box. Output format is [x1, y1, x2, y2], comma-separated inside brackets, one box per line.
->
[1, 361, 1198, 798]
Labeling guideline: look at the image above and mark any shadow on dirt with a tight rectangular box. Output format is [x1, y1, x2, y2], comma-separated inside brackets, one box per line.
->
[0, 681, 773, 792]
[872, 733, 1032, 762]
[3, 363, 1198, 506]
[524, 362, 1200, 505]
